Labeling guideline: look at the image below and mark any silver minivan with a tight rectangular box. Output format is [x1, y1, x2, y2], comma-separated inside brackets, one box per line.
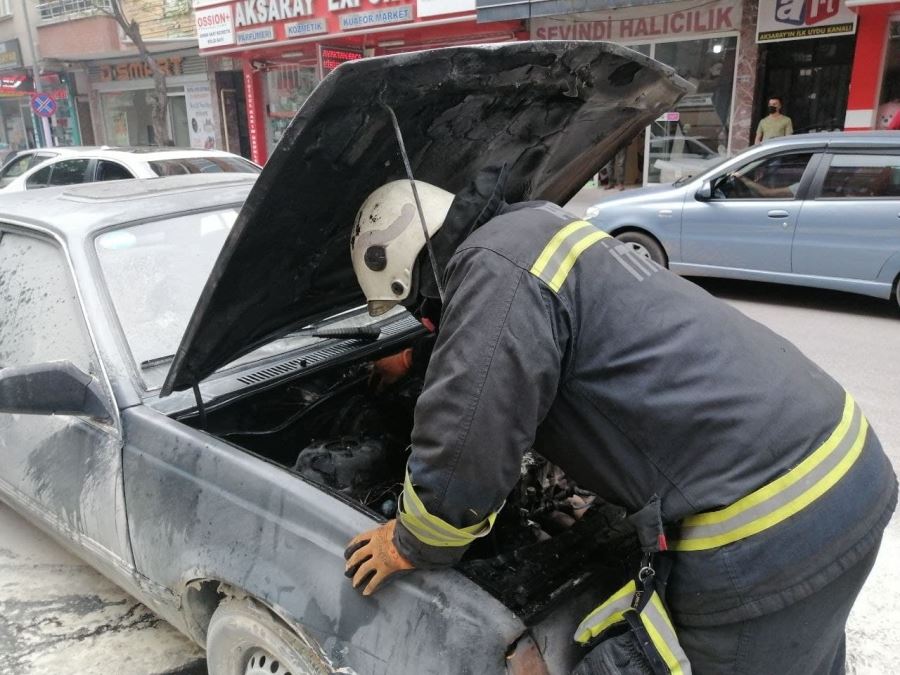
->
[584, 132, 900, 310]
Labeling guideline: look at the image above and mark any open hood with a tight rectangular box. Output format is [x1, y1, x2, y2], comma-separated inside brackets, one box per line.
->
[162, 41, 690, 395]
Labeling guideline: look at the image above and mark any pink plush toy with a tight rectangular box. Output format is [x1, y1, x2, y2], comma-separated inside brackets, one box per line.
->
[876, 101, 900, 130]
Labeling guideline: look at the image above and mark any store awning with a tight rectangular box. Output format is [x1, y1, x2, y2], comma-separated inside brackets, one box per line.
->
[476, 0, 681, 23]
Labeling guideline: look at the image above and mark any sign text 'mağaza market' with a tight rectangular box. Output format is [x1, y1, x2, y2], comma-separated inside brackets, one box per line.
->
[100, 57, 185, 82]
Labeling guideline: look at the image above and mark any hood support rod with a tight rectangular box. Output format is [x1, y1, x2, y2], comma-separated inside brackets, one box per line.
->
[192, 383, 207, 429]
[380, 99, 446, 303]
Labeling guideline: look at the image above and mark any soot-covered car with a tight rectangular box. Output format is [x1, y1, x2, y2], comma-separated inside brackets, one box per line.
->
[0, 43, 688, 674]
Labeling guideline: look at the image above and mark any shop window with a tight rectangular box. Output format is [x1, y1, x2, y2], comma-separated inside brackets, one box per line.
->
[265, 63, 317, 154]
[877, 23, 900, 130]
[101, 88, 188, 147]
[647, 37, 737, 183]
[820, 154, 900, 199]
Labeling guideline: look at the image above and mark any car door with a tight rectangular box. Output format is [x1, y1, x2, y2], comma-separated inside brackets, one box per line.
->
[792, 150, 900, 283]
[680, 151, 820, 273]
[0, 228, 132, 565]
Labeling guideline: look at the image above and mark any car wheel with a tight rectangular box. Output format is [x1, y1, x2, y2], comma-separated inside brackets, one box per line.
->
[206, 597, 331, 675]
[614, 231, 667, 267]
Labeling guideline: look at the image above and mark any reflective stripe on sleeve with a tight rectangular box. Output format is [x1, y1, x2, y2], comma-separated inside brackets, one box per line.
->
[398, 468, 499, 548]
[573, 580, 635, 644]
[530, 220, 610, 293]
[640, 592, 692, 675]
[673, 392, 867, 551]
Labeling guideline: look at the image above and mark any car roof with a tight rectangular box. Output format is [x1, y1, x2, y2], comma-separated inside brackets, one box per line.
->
[761, 131, 900, 149]
[0, 174, 255, 241]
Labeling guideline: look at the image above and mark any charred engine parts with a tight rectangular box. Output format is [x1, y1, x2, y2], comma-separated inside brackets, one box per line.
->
[293, 436, 401, 516]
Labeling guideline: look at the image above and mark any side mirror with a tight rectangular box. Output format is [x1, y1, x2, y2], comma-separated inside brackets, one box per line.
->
[0, 361, 113, 422]
[695, 180, 713, 201]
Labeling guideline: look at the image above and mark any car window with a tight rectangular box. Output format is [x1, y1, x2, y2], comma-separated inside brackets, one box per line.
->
[97, 160, 134, 182]
[148, 157, 261, 176]
[820, 154, 900, 199]
[0, 155, 33, 186]
[0, 231, 97, 375]
[47, 158, 91, 187]
[30, 152, 56, 167]
[714, 153, 813, 200]
[25, 165, 52, 189]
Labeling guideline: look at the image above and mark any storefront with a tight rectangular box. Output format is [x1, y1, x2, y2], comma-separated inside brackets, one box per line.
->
[195, 0, 526, 163]
[0, 40, 37, 153]
[89, 51, 220, 148]
[753, 0, 858, 135]
[527, 0, 743, 183]
[844, 1, 900, 130]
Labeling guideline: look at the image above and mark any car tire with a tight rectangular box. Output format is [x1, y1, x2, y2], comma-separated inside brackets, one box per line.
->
[206, 596, 331, 675]
[614, 231, 667, 267]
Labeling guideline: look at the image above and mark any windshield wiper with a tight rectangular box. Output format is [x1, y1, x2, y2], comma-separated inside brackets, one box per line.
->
[306, 325, 381, 341]
[141, 354, 175, 369]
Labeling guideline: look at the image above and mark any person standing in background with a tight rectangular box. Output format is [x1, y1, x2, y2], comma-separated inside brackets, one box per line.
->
[755, 96, 793, 144]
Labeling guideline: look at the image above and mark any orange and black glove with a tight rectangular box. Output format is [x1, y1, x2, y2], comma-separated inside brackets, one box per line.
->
[344, 519, 414, 596]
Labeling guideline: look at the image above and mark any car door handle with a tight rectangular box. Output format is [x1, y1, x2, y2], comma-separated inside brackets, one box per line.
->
[767, 210, 790, 218]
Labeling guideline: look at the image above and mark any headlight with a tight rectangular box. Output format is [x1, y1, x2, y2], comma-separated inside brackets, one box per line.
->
[584, 204, 601, 219]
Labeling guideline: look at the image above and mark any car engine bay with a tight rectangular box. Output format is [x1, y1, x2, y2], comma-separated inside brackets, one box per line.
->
[188, 335, 639, 622]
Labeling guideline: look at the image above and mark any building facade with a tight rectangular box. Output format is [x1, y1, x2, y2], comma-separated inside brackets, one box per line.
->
[28, 0, 218, 149]
[479, 0, 862, 184]
[195, 0, 526, 163]
[844, 0, 900, 130]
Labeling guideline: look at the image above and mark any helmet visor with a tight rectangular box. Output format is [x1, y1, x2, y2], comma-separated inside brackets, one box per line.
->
[367, 300, 399, 317]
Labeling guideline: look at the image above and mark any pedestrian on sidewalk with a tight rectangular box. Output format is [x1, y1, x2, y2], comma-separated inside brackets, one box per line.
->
[756, 96, 793, 144]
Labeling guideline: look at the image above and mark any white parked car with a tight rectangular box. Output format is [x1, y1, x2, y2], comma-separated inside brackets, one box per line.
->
[0, 147, 260, 192]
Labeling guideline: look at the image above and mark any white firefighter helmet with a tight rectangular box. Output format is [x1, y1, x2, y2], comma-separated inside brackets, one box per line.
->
[351, 180, 454, 316]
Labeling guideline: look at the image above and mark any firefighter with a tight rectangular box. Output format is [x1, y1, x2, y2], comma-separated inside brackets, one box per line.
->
[343, 169, 897, 674]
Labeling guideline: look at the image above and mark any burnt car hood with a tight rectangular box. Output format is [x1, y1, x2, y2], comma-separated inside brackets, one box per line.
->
[162, 41, 690, 395]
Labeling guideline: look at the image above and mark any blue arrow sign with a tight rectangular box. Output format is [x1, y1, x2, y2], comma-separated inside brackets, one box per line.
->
[31, 93, 57, 118]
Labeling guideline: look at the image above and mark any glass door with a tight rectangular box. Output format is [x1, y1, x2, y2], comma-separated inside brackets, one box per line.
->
[644, 36, 737, 184]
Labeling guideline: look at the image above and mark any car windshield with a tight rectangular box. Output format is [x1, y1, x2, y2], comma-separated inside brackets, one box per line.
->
[94, 209, 389, 391]
[672, 154, 732, 186]
[148, 157, 261, 176]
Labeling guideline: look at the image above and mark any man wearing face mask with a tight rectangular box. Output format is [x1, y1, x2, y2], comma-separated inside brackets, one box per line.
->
[755, 96, 793, 144]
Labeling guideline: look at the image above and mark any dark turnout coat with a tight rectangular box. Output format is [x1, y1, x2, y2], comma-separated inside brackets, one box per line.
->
[394, 201, 897, 626]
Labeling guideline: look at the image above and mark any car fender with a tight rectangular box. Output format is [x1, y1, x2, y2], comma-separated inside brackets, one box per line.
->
[876, 250, 900, 287]
[121, 406, 527, 675]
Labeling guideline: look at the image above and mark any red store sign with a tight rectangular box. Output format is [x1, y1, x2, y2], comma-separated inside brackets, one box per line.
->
[196, 0, 417, 52]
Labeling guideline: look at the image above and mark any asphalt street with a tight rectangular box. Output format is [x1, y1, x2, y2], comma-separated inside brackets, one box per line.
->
[0, 268, 898, 673]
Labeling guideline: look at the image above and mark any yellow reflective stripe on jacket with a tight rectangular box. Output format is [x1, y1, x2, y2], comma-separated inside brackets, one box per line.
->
[398, 469, 498, 548]
[530, 220, 610, 293]
[574, 579, 636, 644]
[673, 392, 866, 551]
[575, 583, 693, 675]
